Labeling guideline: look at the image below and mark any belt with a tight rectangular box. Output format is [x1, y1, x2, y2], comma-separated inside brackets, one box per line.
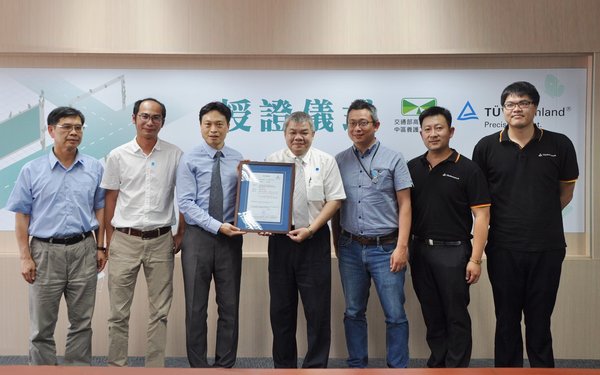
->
[342, 229, 398, 246]
[412, 235, 463, 246]
[34, 231, 92, 245]
[115, 226, 171, 240]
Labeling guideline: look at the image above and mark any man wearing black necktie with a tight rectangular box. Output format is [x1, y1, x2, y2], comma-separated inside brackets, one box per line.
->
[176, 102, 246, 368]
[265, 111, 346, 368]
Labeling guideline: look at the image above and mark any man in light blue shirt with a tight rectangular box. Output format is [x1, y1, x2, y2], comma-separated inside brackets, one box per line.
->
[176, 101, 245, 368]
[333, 99, 413, 368]
[6, 106, 106, 366]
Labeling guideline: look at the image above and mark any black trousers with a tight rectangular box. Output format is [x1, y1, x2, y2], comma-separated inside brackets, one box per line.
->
[410, 239, 472, 368]
[181, 225, 243, 368]
[486, 245, 565, 368]
[268, 225, 331, 368]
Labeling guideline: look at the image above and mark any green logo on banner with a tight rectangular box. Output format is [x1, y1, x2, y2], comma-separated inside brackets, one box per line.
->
[545, 75, 565, 98]
[401, 98, 437, 116]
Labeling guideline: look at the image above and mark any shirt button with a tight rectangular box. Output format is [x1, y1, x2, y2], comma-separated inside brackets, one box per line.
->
[358, 201, 361, 203]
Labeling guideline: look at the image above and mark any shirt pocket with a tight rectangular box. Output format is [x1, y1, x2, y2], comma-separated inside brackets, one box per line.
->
[306, 170, 325, 201]
[373, 168, 394, 192]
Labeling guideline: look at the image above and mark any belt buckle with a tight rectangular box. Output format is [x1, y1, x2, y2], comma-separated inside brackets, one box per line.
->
[427, 239, 434, 246]
[141, 230, 152, 240]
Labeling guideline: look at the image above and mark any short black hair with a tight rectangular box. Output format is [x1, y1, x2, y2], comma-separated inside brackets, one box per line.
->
[418, 106, 452, 128]
[199, 101, 232, 123]
[133, 98, 167, 120]
[47, 106, 85, 126]
[500, 81, 540, 106]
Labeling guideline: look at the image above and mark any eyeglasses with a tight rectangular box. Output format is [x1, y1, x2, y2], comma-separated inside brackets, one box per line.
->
[137, 113, 163, 123]
[503, 100, 534, 110]
[55, 124, 85, 132]
[347, 120, 373, 129]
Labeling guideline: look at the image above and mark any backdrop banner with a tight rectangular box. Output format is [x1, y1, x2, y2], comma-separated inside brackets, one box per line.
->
[0, 68, 586, 232]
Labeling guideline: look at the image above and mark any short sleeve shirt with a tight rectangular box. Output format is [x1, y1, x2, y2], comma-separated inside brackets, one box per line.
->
[408, 149, 491, 241]
[266, 147, 346, 223]
[101, 138, 182, 230]
[472, 126, 578, 251]
[336, 141, 413, 237]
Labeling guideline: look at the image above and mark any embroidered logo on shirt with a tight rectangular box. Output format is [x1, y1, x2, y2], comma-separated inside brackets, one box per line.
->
[538, 153, 557, 158]
[442, 173, 460, 180]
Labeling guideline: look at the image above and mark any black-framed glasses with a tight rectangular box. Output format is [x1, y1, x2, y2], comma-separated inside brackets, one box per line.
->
[137, 113, 163, 123]
[347, 120, 373, 129]
[503, 100, 534, 110]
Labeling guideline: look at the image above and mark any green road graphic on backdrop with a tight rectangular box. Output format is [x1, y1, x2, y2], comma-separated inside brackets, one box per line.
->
[0, 74, 185, 208]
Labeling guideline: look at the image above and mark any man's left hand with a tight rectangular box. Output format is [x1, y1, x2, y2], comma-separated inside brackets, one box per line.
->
[389, 245, 408, 272]
[173, 233, 184, 254]
[287, 227, 312, 243]
[97, 250, 107, 272]
[465, 261, 481, 284]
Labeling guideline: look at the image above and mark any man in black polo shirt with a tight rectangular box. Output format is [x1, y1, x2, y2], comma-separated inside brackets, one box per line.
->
[408, 106, 490, 368]
[472, 81, 578, 368]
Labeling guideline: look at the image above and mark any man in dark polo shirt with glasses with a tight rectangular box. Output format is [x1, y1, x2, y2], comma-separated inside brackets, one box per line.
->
[408, 106, 490, 368]
[473, 81, 578, 368]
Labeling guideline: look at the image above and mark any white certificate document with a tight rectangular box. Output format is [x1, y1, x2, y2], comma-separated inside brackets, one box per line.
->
[246, 172, 284, 222]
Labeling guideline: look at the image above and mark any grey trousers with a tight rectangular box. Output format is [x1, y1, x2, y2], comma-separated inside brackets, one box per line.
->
[107, 230, 174, 367]
[181, 225, 242, 368]
[29, 236, 98, 365]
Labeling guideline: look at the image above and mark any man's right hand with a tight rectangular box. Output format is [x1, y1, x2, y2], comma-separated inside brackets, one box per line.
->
[21, 258, 36, 284]
[219, 223, 247, 237]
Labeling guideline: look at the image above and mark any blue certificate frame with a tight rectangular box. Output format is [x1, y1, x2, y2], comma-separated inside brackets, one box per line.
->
[234, 161, 295, 233]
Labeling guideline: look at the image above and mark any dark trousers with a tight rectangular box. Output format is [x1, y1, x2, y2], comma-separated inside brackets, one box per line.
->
[268, 225, 331, 368]
[486, 245, 565, 368]
[410, 239, 472, 368]
[181, 225, 243, 368]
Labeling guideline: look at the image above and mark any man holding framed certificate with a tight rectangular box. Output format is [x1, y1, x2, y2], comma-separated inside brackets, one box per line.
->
[176, 101, 246, 368]
[265, 111, 346, 368]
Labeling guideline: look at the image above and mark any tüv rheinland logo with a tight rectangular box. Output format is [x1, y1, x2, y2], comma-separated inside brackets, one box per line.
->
[457, 101, 478, 121]
[401, 98, 437, 115]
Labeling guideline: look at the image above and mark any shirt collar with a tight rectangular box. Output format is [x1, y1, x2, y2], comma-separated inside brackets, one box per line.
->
[499, 125, 543, 143]
[201, 139, 227, 158]
[48, 148, 83, 170]
[130, 137, 163, 155]
[352, 139, 380, 157]
[418, 148, 460, 167]
[285, 147, 312, 163]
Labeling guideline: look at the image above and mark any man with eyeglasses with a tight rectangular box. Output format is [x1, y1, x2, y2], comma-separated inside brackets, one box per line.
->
[176, 101, 245, 368]
[101, 98, 184, 367]
[332, 99, 412, 368]
[408, 106, 490, 368]
[264, 111, 345, 368]
[473, 81, 578, 368]
[6, 106, 106, 365]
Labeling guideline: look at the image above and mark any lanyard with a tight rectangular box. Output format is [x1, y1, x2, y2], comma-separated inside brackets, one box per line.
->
[353, 142, 381, 184]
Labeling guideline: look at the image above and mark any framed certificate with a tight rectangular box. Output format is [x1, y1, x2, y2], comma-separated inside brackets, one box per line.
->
[234, 161, 295, 233]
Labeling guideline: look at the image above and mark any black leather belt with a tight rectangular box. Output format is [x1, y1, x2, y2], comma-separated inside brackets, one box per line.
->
[342, 229, 398, 246]
[115, 226, 171, 240]
[34, 231, 92, 245]
[412, 235, 463, 246]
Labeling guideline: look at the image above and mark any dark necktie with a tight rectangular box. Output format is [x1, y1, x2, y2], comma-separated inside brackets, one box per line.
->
[209, 151, 223, 222]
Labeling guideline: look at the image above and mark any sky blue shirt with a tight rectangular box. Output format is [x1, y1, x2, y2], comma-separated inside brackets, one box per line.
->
[176, 139, 243, 234]
[335, 140, 412, 237]
[6, 150, 105, 238]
